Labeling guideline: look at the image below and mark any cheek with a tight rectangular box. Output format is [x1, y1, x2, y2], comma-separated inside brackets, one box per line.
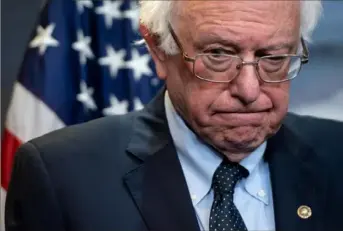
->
[166, 58, 222, 123]
[265, 83, 290, 122]
[186, 84, 224, 123]
[271, 84, 289, 108]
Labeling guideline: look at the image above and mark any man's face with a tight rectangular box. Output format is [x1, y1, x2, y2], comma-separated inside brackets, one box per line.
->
[153, 1, 300, 161]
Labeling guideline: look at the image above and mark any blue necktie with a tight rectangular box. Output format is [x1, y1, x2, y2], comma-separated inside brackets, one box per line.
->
[209, 160, 249, 231]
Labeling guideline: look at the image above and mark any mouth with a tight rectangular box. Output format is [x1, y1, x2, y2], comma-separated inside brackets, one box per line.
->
[214, 108, 271, 114]
[217, 111, 267, 118]
[213, 111, 269, 126]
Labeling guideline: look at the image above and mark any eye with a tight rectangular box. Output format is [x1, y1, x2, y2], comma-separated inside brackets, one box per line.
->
[265, 56, 287, 63]
[259, 56, 290, 73]
[205, 48, 234, 55]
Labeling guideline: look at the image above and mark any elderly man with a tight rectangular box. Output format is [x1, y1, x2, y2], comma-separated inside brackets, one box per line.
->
[5, 1, 343, 231]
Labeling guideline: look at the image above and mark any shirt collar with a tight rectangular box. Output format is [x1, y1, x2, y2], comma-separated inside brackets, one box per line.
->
[240, 142, 270, 205]
[240, 141, 266, 175]
[164, 91, 268, 205]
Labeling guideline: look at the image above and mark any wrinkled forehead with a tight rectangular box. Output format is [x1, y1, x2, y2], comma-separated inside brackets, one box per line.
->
[174, 1, 300, 32]
[176, 1, 299, 20]
[172, 1, 301, 49]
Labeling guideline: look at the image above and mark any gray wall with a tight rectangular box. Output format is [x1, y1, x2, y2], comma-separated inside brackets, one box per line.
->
[289, 1, 343, 121]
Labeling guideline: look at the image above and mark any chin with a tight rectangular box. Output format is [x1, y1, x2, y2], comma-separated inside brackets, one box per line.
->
[209, 126, 267, 155]
[221, 137, 263, 153]
[223, 152, 251, 163]
[210, 136, 263, 163]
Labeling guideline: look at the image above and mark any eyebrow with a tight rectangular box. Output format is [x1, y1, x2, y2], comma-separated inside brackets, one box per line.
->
[193, 34, 241, 51]
[194, 33, 296, 52]
[259, 42, 296, 52]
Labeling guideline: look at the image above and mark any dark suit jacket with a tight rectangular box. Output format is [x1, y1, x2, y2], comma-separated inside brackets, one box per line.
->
[5, 90, 343, 231]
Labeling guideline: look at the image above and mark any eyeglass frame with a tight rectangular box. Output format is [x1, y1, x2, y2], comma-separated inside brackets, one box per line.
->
[168, 23, 309, 83]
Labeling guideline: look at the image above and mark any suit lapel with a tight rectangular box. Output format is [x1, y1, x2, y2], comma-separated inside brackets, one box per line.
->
[266, 123, 328, 231]
[122, 88, 327, 231]
[123, 89, 200, 231]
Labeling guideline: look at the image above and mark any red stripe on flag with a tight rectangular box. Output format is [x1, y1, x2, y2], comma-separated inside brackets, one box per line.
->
[1, 129, 22, 190]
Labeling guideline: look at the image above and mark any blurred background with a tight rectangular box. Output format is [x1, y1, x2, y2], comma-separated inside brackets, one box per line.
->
[1, 1, 342, 229]
[288, 1, 343, 121]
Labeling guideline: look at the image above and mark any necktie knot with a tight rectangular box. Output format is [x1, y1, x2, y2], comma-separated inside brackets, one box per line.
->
[212, 160, 248, 196]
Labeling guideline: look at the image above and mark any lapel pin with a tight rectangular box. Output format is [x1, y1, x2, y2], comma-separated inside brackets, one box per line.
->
[297, 205, 312, 219]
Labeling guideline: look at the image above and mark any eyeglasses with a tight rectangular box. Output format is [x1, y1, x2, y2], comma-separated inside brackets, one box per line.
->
[168, 23, 309, 83]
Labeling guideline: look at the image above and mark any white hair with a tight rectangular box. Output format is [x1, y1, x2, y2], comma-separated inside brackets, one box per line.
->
[139, 1, 323, 55]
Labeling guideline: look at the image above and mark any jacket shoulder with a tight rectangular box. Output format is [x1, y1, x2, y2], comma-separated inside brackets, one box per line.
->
[21, 111, 141, 171]
[31, 113, 136, 150]
[284, 113, 343, 166]
[284, 113, 343, 145]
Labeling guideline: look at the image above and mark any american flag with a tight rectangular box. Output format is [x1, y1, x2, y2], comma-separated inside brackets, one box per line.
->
[1, 0, 162, 228]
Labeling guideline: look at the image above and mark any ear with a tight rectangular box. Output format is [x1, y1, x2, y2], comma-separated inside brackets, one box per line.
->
[139, 24, 168, 80]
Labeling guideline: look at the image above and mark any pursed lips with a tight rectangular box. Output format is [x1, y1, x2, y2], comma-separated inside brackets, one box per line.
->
[214, 107, 272, 114]
[213, 109, 270, 125]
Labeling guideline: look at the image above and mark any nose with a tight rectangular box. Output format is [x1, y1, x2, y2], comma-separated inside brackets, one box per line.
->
[229, 62, 261, 105]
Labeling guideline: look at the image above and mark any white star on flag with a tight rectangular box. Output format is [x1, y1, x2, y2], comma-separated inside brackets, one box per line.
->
[98, 45, 126, 78]
[134, 97, 144, 111]
[126, 49, 152, 81]
[151, 78, 160, 87]
[77, 81, 97, 111]
[123, 1, 140, 31]
[29, 23, 59, 55]
[72, 30, 94, 65]
[76, 0, 93, 13]
[103, 94, 129, 116]
[95, 0, 123, 29]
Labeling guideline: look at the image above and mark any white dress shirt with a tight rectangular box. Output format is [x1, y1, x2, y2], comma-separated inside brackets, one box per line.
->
[164, 91, 275, 231]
